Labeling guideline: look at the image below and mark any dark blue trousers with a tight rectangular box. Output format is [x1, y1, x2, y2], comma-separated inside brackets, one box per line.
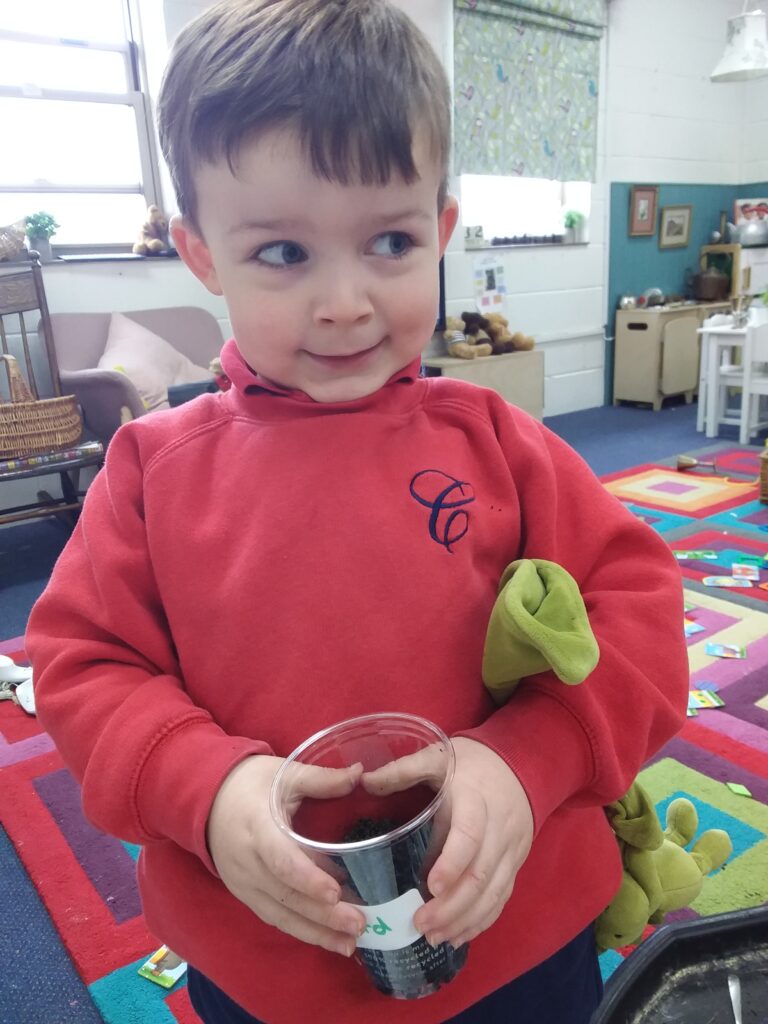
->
[187, 925, 603, 1024]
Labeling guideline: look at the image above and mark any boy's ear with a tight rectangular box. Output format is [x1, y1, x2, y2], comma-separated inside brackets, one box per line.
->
[437, 195, 460, 257]
[169, 214, 223, 296]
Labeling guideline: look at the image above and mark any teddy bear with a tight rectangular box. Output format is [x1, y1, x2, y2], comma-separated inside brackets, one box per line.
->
[594, 787, 732, 951]
[484, 312, 535, 355]
[0, 220, 27, 261]
[480, 558, 731, 951]
[209, 356, 232, 392]
[132, 205, 171, 256]
[442, 314, 493, 360]
[459, 310, 492, 341]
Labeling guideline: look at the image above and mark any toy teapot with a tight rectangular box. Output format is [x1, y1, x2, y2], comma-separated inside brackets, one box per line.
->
[688, 265, 730, 302]
[725, 219, 768, 247]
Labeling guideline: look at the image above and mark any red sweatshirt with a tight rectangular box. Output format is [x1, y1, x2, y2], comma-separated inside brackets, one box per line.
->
[27, 340, 688, 1023]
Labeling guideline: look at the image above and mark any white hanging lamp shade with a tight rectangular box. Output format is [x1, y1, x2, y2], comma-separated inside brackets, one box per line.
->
[711, 9, 768, 81]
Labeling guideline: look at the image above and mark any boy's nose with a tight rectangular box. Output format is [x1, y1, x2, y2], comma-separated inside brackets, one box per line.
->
[313, 279, 375, 327]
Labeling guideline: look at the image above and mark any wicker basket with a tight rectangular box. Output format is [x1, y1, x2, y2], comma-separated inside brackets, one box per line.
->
[0, 353, 82, 459]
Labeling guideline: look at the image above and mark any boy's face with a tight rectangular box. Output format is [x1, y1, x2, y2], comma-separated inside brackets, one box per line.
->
[172, 129, 458, 403]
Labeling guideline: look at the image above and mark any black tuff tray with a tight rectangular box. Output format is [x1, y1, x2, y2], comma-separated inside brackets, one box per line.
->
[590, 906, 768, 1024]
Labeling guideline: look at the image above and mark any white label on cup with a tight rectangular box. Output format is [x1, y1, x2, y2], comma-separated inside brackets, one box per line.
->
[356, 889, 425, 951]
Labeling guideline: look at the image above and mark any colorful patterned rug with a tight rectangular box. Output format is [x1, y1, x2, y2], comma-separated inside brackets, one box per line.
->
[1, 443, 766, 1018]
[0, 638, 199, 1024]
[597, 444, 768, 981]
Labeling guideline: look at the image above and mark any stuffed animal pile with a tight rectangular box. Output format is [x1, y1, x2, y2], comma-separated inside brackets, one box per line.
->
[132, 205, 172, 256]
[442, 311, 535, 360]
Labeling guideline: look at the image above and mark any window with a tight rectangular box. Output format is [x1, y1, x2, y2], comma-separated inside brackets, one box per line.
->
[460, 176, 591, 246]
[0, 0, 161, 250]
[453, 1, 603, 247]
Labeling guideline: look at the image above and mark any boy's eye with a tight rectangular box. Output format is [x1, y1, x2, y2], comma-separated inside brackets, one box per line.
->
[370, 231, 413, 258]
[254, 241, 307, 266]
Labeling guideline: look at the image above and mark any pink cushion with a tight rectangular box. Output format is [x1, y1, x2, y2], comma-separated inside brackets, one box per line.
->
[97, 312, 213, 411]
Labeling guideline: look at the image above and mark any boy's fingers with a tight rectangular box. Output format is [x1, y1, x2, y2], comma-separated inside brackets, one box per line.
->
[262, 831, 342, 905]
[285, 761, 363, 800]
[416, 856, 512, 944]
[426, 789, 486, 896]
[280, 762, 364, 821]
[253, 892, 360, 956]
[361, 743, 449, 795]
[265, 765, 363, 904]
[271, 881, 365, 936]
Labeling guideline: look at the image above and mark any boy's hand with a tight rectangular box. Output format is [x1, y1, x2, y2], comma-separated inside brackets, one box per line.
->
[207, 755, 366, 956]
[363, 737, 533, 948]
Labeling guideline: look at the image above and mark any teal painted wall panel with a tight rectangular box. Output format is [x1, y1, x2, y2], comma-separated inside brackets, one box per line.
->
[605, 180, 768, 402]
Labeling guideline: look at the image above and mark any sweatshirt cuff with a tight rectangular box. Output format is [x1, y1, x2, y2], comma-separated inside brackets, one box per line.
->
[453, 685, 595, 835]
[134, 714, 273, 875]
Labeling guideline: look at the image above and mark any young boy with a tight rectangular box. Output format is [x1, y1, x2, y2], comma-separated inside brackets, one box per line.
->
[26, 2, 689, 1022]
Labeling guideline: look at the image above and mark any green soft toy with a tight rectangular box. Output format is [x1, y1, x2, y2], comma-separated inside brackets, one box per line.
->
[481, 559, 732, 951]
[483, 558, 599, 703]
[594, 789, 732, 951]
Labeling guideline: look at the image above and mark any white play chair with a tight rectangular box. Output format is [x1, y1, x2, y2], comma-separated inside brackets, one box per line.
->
[701, 317, 768, 444]
[718, 320, 768, 444]
[697, 314, 745, 437]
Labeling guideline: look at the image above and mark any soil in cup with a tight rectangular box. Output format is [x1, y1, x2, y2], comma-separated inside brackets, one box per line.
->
[291, 781, 437, 846]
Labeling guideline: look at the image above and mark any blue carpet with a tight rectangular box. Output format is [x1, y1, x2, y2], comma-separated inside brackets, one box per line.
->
[545, 398, 701, 476]
[0, 825, 102, 1024]
[0, 520, 70, 637]
[544, 399, 768, 478]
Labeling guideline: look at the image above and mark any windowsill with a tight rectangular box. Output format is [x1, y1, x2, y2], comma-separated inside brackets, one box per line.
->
[464, 241, 588, 253]
[47, 252, 181, 264]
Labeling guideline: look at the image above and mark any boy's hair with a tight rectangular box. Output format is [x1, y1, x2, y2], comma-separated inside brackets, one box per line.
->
[157, 0, 451, 229]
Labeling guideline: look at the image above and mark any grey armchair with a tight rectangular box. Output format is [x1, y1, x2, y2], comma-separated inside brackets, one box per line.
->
[47, 307, 224, 446]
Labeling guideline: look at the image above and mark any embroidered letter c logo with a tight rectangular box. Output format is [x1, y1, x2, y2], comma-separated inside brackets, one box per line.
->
[410, 470, 475, 552]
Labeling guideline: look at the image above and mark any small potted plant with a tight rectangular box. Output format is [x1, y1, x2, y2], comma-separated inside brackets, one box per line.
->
[564, 210, 586, 245]
[25, 211, 59, 262]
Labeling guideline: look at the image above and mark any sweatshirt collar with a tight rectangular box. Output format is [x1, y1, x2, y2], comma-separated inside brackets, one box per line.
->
[219, 337, 422, 408]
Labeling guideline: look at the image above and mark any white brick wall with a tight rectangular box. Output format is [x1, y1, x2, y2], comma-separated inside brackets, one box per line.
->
[604, 0, 744, 185]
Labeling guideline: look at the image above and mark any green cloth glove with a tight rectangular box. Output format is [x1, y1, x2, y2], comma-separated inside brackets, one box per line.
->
[482, 559, 600, 706]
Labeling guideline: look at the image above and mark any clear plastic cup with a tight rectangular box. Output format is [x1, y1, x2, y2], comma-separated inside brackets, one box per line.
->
[269, 712, 468, 999]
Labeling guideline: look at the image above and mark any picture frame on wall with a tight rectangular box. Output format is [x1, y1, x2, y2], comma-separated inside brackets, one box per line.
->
[659, 205, 692, 249]
[734, 197, 768, 225]
[628, 185, 658, 236]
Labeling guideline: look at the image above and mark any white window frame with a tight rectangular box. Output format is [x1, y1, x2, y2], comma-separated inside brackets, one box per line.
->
[0, 0, 163, 253]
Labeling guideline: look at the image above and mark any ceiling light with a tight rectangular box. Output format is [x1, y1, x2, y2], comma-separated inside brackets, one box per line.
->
[711, 9, 768, 82]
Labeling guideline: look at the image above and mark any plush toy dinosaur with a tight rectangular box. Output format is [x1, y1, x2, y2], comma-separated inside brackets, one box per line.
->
[481, 559, 732, 950]
[594, 785, 731, 950]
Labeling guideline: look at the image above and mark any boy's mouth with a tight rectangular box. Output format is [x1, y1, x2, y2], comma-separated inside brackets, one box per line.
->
[306, 339, 384, 368]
